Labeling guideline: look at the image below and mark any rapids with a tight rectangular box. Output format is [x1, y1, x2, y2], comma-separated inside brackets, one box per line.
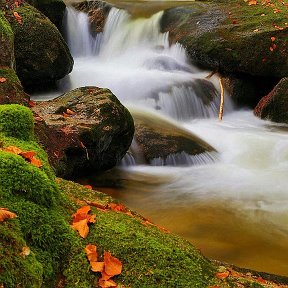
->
[33, 4, 288, 276]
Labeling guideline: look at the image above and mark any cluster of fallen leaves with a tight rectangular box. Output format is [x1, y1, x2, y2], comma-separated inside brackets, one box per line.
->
[85, 244, 122, 288]
[0, 146, 42, 168]
[209, 266, 288, 288]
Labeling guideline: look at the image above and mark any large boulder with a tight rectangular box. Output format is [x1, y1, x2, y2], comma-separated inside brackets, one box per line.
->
[0, 11, 14, 67]
[129, 109, 216, 165]
[161, 2, 288, 78]
[32, 86, 134, 178]
[26, 0, 66, 29]
[0, 67, 29, 105]
[4, 3, 73, 90]
[254, 77, 288, 124]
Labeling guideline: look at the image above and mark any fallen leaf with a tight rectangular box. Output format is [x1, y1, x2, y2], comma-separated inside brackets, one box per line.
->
[257, 277, 266, 284]
[248, 0, 257, 5]
[98, 278, 117, 288]
[104, 251, 122, 277]
[269, 46, 274, 52]
[20, 246, 30, 257]
[72, 205, 91, 220]
[0, 208, 17, 222]
[71, 219, 89, 238]
[0, 77, 7, 83]
[85, 244, 98, 262]
[28, 100, 36, 107]
[63, 112, 70, 117]
[30, 157, 42, 168]
[66, 108, 76, 115]
[216, 271, 230, 279]
[4, 146, 22, 155]
[84, 185, 93, 190]
[19, 151, 36, 161]
[108, 203, 127, 213]
[13, 11, 22, 24]
[271, 36, 276, 42]
[91, 261, 105, 272]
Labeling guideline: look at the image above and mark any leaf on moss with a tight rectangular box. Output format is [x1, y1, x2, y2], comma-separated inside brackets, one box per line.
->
[104, 251, 122, 277]
[0, 77, 7, 83]
[91, 262, 105, 273]
[3, 146, 23, 154]
[99, 278, 117, 288]
[71, 206, 96, 238]
[13, 11, 23, 24]
[0, 208, 17, 222]
[20, 246, 31, 258]
[84, 185, 93, 190]
[216, 271, 230, 279]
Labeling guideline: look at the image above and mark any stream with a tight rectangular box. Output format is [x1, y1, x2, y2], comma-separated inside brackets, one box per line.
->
[33, 2, 288, 276]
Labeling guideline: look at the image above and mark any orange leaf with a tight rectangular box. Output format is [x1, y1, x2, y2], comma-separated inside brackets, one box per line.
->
[0, 77, 7, 83]
[248, 0, 257, 5]
[269, 46, 274, 52]
[66, 108, 76, 115]
[85, 244, 98, 263]
[20, 151, 36, 161]
[20, 246, 30, 257]
[72, 205, 91, 221]
[257, 277, 266, 284]
[271, 36, 276, 42]
[28, 100, 36, 107]
[0, 208, 17, 222]
[4, 146, 23, 155]
[13, 11, 22, 24]
[91, 261, 105, 272]
[98, 279, 117, 288]
[30, 157, 42, 168]
[87, 214, 96, 224]
[104, 251, 122, 277]
[63, 112, 70, 117]
[71, 219, 89, 238]
[216, 271, 230, 279]
[84, 185, 92, 189]
[108, 203, 127, 213]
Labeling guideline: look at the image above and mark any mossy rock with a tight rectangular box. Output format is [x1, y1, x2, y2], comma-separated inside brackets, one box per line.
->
[0, 67, 29, 105]
[25, 0, 66, 29]
[32, 86, 134, 178]
[4, 3, 73, 90]
[161, 1, 288, 78]
[0, 11, 14, 67]
[254, 77, 288, 123]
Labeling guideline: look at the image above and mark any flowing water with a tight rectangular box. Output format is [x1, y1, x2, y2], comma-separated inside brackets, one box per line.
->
[34, 3, 288, 276]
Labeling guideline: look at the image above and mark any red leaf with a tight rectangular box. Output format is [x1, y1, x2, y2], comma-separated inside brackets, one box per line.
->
[216, 271, 230, 279]
[271, 36, 276, 42]
[28, 100, 36, 107]
[84, 185, 93, 190]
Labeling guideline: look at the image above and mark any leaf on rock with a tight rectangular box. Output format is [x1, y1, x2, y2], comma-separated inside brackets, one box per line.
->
[216, 271, 230, 279]
[0, 208, 17, 222]
[104, 251, 123, 277]
[71, 219, 89, 238]
[20, 246, 30, 257]
[66, 108, 76, 115]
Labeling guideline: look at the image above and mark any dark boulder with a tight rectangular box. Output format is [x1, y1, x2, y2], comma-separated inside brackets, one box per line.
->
[4, 3, 73, 90]
[26, 0, 66, 29]
[254, 78, 288, 124]
[32, 86, 134, 178]
[130, 109, 216, 165]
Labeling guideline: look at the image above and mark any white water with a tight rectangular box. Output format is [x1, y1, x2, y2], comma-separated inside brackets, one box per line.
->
[37, 6, 288, 275]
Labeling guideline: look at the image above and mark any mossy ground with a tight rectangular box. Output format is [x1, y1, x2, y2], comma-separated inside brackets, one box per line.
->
[0, 104, 284, 288]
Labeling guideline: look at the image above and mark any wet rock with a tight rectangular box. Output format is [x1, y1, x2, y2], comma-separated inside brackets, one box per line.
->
[4, 3, 73, 90]
[32, 86, 134, 178]
[26, 0, 66, 30]
[161, 2, 288, 78]
[130, 109, 216, 165]
[73, 0, 112, 33]
[0, 67, 29, 105]
[0, 11, 14, 67]
[254, 78, 288, 124]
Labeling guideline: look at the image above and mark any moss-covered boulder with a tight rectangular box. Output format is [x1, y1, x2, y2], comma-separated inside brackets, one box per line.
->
[0, 67, 29, 105]
[130, 109, 216, 165]
[4, 3, 73, 90]
[161, 1, 288, 78]
[32, 86, 134, 178]
[254, 77, 288, 123]
[25, 0, 66, 29]
[0, 11, 14, 67]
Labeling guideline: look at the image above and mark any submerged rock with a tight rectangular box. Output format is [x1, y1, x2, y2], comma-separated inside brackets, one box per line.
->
[32, 86, 134, 178]
[0, 67, 29, 105]
[254, 77, 288, 124]
[4, 3, 73, 90]
[130, 109, 216, 165]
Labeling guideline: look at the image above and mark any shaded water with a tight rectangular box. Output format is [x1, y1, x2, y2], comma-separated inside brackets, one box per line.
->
[35, 4, 288, 276]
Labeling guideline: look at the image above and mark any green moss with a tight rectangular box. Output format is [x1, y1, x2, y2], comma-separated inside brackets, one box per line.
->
[0, 105, 33, 140]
